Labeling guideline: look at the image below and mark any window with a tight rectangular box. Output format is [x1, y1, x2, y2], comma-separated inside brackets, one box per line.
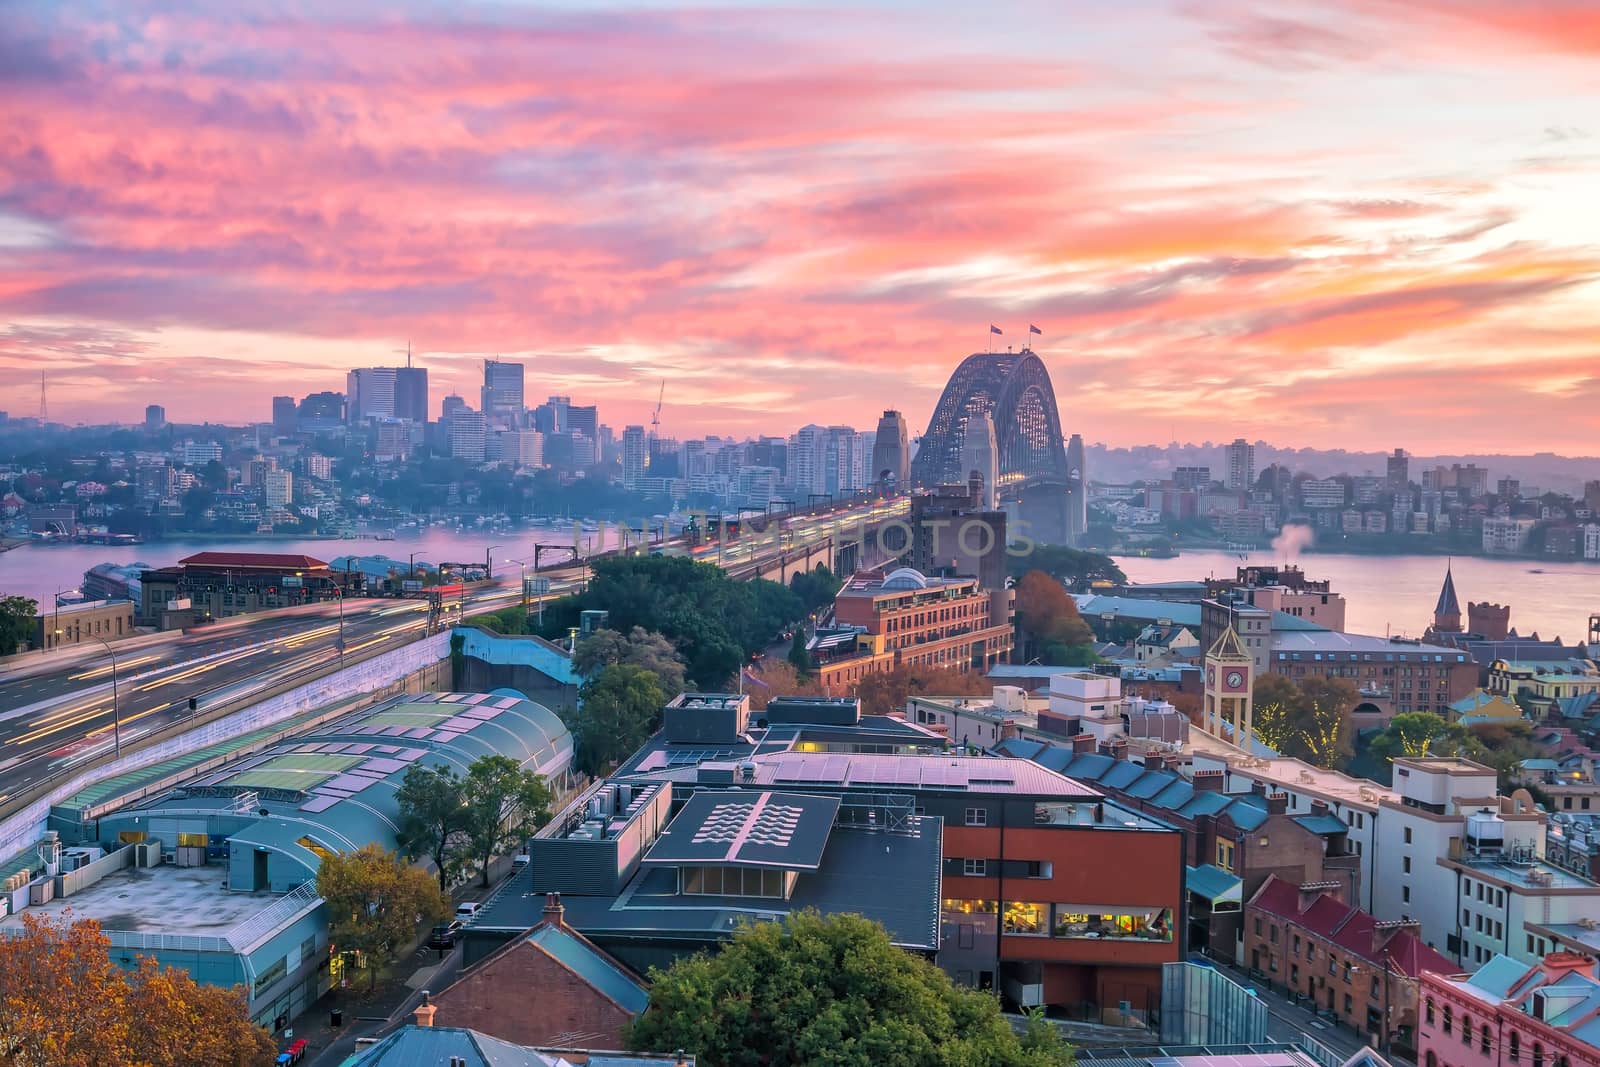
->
[962, 858, 987, 877]
[1344, 993, 1353, 1014]
[1426, 999, 1435, 1026]
[1293, 933, 1302, 956]
[1217, 840, 1236, 871]
[1254, 917, 1263, 936]
[1403, 857, 1412, 874]
[1481, 1025, 1491, 1054]
[1533, 1043, 1544, 1067]
[1403, 886, 1411, 904]
[1003, 902, 1048, 935]
[964, 807, 988, 827]
[1270, 926, 1279, 944]
[1443, 1006, 1452, 1035]
[1510, 1031, 1520, 1061]
[1371, 976, 1380, 998]
[1462, 1014, 1472, 1045]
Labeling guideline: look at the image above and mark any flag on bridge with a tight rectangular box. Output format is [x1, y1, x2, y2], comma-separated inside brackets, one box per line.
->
[1029, 324, 1042, 335]
[989, 324, 1003, 335]
[740, 666, 771, 691]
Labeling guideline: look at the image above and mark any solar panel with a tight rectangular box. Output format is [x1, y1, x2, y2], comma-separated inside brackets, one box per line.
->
[299, 795, 340, 813]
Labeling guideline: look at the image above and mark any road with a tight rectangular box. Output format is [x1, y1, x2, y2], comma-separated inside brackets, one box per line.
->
[0, 500, 903, 810]
[1205, 957, 1413, 1065]
[0, 576, 571, 808]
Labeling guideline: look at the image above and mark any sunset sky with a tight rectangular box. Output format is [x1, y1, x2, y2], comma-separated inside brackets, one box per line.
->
[2, 0, 1598, 452]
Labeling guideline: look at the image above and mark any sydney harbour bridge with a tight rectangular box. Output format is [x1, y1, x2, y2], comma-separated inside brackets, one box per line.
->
[909, 349, 1085, 546]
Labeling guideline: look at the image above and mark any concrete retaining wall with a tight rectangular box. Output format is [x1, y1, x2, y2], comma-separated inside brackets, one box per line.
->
[0, 630, 451, 861]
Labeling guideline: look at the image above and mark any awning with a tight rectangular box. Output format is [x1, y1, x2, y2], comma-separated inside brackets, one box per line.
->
[1186, 864, 1242, 904]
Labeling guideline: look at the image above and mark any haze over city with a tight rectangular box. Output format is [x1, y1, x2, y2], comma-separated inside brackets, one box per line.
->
[2, 0, 1599, 450]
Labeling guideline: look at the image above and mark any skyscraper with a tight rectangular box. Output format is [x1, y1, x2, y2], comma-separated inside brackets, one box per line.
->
[449, 409, 487, 462]
[788, 425, 827, 499]
[346, 368, 397, 423]
[870, 410, 909, 488]
[1225, 438, 1255, 492]
[959, 412, 998, 510]
[481, 360, 525, 420]
[824, 426, 863, 496]
[622, 425, 648, 488]
[145, 404, 166, 431]
[393, 366, 429, 424]
[441, 394, 469, 420]
[1385, 448, 1409, 494]
[271, 396, 297, 437]
[567, 404, 598, 440]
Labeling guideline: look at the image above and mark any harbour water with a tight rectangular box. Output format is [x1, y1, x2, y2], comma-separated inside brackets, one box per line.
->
[1114, 548, 1600, 645]
[0, 524, 629, 608]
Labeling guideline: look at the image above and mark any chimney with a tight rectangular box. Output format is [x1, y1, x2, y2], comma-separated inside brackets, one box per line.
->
[999, 719, 1020, 743]
[542, 892, 565, 928]
[1296, 881, 1336, 915]
[414, 990, 436, 1028]
[1144, 754, 1167, 773]
[1371, 919, 1420, 958]
[1193, 769, 1225, 794]
[1100, 738, 1129, 761]
[1266, 791, 1288, 815]
[1070, 733, 1098, 754]
[1310, 799, 1331, 817]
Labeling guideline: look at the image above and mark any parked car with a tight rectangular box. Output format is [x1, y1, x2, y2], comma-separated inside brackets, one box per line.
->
[512, 854, 530, 870]
[454, 901, 481, 920]
[427, 920, 463, 948]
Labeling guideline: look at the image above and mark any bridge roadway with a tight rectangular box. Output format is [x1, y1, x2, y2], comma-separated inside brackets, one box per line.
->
[0, 499, 906, 810]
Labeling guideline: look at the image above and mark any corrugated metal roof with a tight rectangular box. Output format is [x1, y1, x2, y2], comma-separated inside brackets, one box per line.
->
[527, 925, 650, 1015]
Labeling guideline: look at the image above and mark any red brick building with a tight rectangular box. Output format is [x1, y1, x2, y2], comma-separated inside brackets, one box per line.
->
[812, 567, 1012, 694]
[1245, 875, 1455, 1054]
[433, 894, 649, 1048]
[1419, 952, 1600, 1067]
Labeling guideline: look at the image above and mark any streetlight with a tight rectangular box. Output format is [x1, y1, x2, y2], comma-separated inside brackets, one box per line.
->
[485, 544, 501, 580]
[507, 558, 530, 615]
[63, 632, 121, 758]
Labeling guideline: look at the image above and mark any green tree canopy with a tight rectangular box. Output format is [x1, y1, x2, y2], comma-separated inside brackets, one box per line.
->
[536, 556, 805, 688]
[0, 594, 37, 655]
[574, 626, 687, 696]
[787, 627, 811, 678]
[461, 754, 552, 886]
[395, 764, 470, 891]
[1368, 712, 1458, 764]
[316, 845, 449, 986]
[626, 910, 1073, 1067]
[1251, 674, 1356, 769]
[1008, 544, 1125, 590]
[789, 564, 840, 613]
[571, 663, 667, 775]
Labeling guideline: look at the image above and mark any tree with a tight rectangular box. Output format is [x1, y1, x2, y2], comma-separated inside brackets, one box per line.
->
[0, 912, 275, 1067]
[626, 910, 1072, 1067]
[743, 659, 823, 711]
[395, 764, 470, 891]
[317, 845, 450, 987]
[789, 564, 840, 613]
[1009, 544, 1125, 589]
[854, 664, 994, 718]
[787, 627, 811, 678]
[1369, 712, 1455, 763]
[0, 594, 36, 655]
[571, 663, 666, 775]
[574, 626, 687, 696]
[1013, 570, 1094, 660]
[1250, 674, 1355, 769]
[461, 754, 553, 887]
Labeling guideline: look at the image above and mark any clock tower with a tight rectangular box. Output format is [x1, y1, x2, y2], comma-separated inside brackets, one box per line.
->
[1204, 625, 1256, 751]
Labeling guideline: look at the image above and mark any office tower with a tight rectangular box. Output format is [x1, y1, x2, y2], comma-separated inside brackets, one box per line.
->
[1173, 466, 1211, 492]
[263, 469, 293, 507]
[449, 409, 487, 462]
[750, 437, 788, 479]
[824, 426, 863, 496]
[1065, 432, 1087, 542]
[788, 425, 827, 499]
[622, 425, 648, 488]
[346, 368, 397, 423]
[393, 366, 429, 424]
[531, 396, 569, 434]
[959, 412, 998, 510]
[567, 404, 598, 440]
[870, 410, 910, 488]
[1386, 448, 1409, 494]
[271, 396, 297, 437]
[1225, 438, 1255, 492]
[441, 394, 469, 421]
[145, 404, 166, 431]
[297, 391, 345, 431]
[481, 359, 525, 419]
[304, 454, 334, 480]
[510, 430, 544, 469]
[375, 419, 411, 462]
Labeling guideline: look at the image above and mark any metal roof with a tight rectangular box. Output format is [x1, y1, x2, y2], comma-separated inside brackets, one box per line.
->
[526, 924, 650, 1015]
[643, 791, 840, 872]
[1186, 864, 1243, 903]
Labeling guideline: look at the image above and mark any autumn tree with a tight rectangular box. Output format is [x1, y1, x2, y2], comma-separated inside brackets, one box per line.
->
[395, 763, 471, 891]
[573, 626, 687, 696]
[1368, 713, 1457, 764]
[570, 663, 666, 775]
[626, 910, 1073, 1067]
[854, 664, 994, 717]
[461, 754, 552, 886]
[317, 845, 450, 987]
[743, 660, 823, 711]
[1013, 570, 1095, 661]
[0, 912, 274, 1067]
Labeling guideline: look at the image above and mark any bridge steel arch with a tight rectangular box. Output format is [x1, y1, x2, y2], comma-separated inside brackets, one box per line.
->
[910, 351, 1069, 489]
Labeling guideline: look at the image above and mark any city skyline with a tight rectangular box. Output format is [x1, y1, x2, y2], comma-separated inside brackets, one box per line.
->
[2, 2, 1599, 451]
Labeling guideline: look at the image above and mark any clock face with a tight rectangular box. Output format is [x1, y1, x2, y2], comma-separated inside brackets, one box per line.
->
[1226, 671, 1245, 689]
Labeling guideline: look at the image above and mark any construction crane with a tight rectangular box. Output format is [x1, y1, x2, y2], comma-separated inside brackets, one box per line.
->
[649, 380, 665, 441]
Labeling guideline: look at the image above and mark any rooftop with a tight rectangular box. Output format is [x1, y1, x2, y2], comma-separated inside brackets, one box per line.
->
[343, 1025, 691, 1067]
[1250, 875, 1455, 978]
[0, 863, 283, 942]
[1076, 594, 1327, 633]
[175, 551, 331, 570]
[1453, 855, 1599, 891]
[642, 791, 840, 872]
[700, 751, 1102, 799]
[1191, 750, 1398, 811]
[1271, 631, 1470, 661]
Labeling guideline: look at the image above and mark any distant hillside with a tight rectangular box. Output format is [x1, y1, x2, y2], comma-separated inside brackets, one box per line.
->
[1087, 443, 1599, 495]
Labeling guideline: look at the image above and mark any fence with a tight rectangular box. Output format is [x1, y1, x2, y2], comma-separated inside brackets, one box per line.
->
[54, 843, 135, 898]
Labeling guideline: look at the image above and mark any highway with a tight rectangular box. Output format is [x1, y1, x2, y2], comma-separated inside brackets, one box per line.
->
[0, 500, 904, 811]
